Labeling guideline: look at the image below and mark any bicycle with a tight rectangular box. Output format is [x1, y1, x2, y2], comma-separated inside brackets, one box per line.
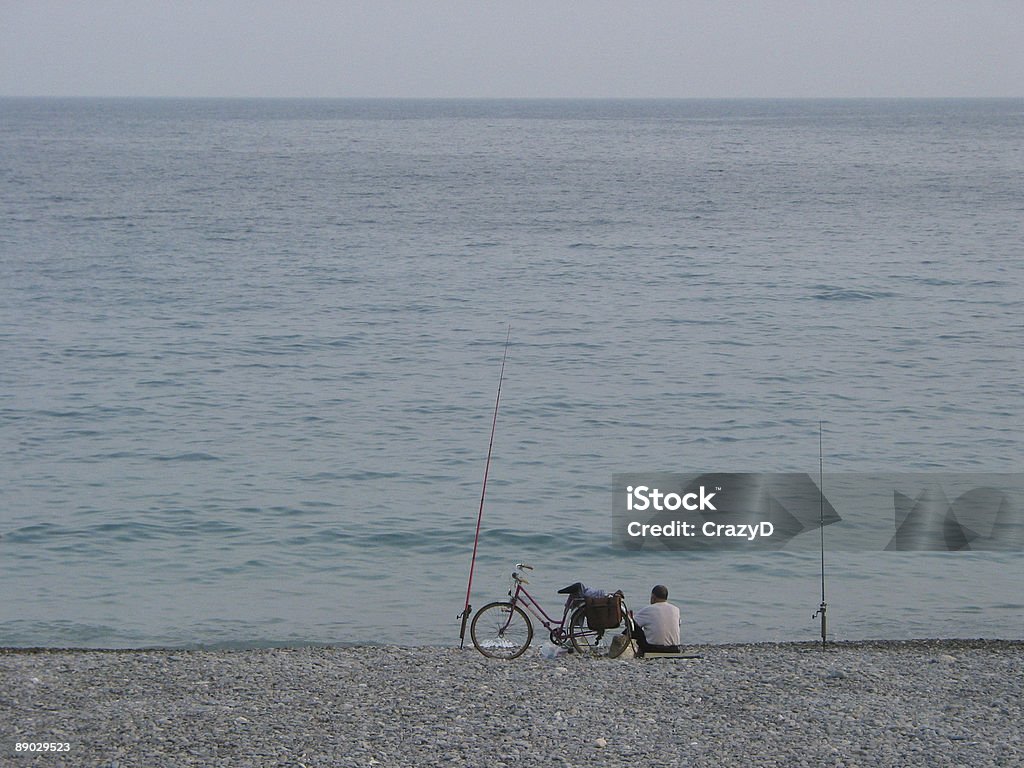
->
[470, 563, 633, 659]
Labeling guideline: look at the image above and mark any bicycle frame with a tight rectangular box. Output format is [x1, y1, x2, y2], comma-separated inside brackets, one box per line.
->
[506, 578, 579, 644]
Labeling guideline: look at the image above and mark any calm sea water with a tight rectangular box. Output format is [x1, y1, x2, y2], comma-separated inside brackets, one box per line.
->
[1, 98, 1022, 648]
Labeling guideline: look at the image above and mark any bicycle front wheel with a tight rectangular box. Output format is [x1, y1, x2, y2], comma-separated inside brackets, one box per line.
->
[470, 601, 534, 659]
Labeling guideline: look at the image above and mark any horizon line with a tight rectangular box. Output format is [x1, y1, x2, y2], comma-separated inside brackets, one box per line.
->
[3, 94, 1023, 101]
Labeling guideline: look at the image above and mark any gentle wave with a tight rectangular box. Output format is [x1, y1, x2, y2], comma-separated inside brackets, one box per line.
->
[1, 98, 1022, 647]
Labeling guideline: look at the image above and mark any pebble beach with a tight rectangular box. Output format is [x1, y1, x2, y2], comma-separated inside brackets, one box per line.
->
[3, 640, 1022, 767]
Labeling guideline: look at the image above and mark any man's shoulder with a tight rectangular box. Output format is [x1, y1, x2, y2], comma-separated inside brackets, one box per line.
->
[635, 602, 678, 619]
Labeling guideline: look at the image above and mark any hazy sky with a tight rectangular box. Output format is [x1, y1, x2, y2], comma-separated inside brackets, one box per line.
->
[2, 1, 1022, 98]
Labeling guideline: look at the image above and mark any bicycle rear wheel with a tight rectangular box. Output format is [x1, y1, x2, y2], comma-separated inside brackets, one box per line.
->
[470, 601, 534, 659]
[569, 606, 631, 657]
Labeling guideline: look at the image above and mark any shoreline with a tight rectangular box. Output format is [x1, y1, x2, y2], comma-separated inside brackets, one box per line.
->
[3, 636, 1023, 654]
[5, 640, 1022, 766]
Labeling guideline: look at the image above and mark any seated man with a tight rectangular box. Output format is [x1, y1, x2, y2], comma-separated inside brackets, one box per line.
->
[630, 584, 681, 656]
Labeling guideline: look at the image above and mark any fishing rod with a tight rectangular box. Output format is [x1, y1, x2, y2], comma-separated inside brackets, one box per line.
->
[458, 326, 511, 648]
[811, 420, 828, 648]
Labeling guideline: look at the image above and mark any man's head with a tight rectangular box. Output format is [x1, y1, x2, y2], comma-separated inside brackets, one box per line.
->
[650, 584, 669, 604]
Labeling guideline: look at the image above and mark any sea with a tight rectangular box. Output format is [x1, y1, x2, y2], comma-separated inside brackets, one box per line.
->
[1, 98, 1022, 649]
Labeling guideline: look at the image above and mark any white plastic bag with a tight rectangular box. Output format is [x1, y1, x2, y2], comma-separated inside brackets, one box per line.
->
[538, 643, 568, 659]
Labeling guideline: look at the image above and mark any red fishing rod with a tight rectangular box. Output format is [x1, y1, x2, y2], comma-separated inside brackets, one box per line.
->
[458, 327, 510, 648]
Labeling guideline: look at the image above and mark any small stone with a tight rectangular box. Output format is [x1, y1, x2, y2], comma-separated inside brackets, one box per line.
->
[594, 738, 608, 748]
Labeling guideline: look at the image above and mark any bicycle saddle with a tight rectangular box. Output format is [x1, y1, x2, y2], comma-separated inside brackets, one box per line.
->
[558, 581, 585, 595]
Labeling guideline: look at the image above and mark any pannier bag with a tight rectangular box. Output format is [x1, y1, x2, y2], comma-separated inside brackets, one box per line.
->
[584, 594, 622, 630]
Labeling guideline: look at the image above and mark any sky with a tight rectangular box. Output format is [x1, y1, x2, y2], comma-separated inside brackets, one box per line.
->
[2, 1, 1023, 98]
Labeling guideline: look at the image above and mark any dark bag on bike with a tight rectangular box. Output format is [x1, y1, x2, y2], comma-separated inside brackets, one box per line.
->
[558, 582, 585, 597]
[584, 594, 622, 630]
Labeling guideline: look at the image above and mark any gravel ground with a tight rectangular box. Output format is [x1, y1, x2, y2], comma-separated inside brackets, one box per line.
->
[2, 640, 1022, 767]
